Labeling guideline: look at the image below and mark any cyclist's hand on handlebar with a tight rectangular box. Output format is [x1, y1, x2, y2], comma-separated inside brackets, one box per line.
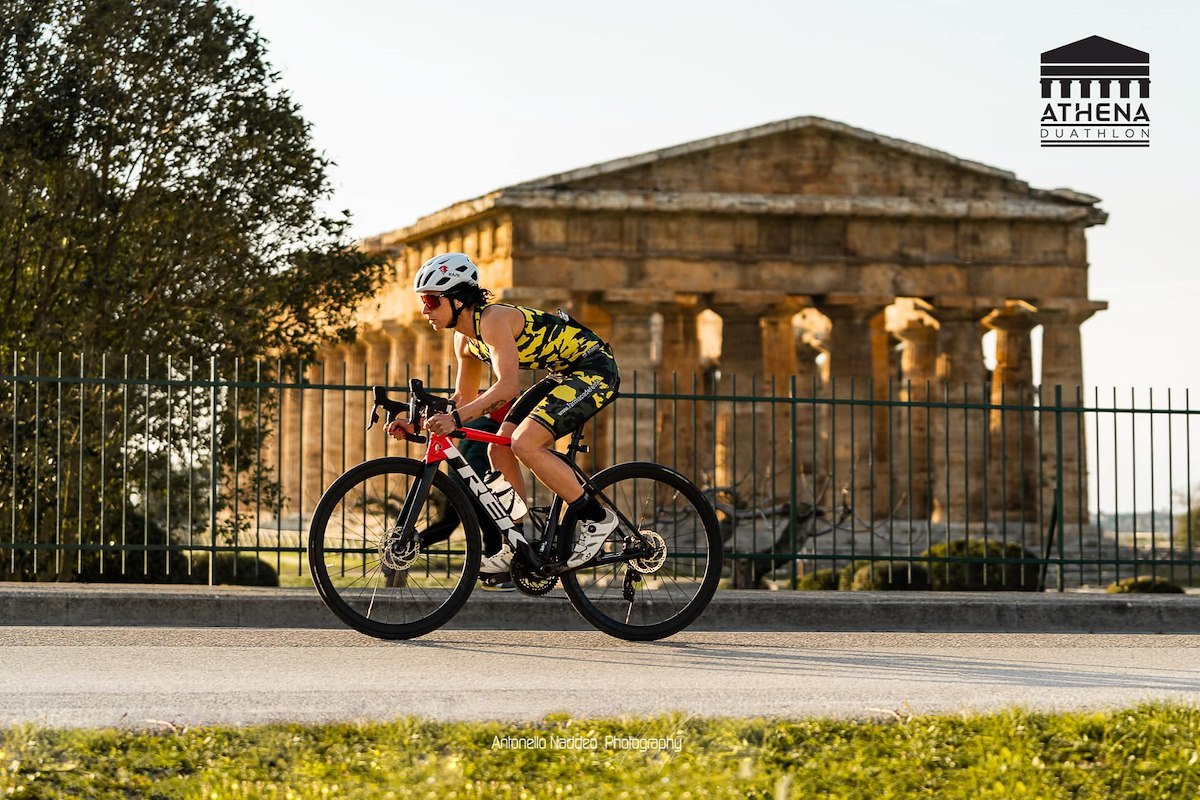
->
[386, 418, 417, 441]
[426, 412, 457, 437]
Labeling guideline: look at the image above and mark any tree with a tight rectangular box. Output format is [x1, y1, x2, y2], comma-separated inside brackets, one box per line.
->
[0, 0, 388, 579]
[0, 0, 386, 358]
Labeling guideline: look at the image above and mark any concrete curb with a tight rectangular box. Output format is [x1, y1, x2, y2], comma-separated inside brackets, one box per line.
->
[2, 582, 1198, 633]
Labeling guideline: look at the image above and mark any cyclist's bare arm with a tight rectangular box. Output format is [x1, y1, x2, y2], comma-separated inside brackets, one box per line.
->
[450, 331, 483, 408]
[454, 308, 521, 424]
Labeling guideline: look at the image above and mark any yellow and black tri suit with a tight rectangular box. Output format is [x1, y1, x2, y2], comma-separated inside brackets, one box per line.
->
[464, 303, 620, 439]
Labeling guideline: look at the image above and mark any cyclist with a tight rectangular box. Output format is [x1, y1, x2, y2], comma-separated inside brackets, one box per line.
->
[386, 252, 620, 580]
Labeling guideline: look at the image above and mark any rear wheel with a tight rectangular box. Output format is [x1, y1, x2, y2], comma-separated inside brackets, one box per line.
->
[307, 457, 481, 639]
[560, 462, 722, 640]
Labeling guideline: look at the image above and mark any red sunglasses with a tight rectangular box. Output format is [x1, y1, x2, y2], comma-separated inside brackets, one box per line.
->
[420, 293, 443, 312]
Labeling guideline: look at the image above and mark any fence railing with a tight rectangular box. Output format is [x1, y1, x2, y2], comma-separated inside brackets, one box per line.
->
[2, 353, 1197, 590]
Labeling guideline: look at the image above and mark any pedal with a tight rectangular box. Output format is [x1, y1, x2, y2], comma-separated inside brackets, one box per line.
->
[480, 572, 512, 588]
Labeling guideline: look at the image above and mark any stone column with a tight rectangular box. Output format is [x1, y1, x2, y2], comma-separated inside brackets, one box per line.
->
[871, 311, 904, 517]
[603, 291, 664, 464]
[322, 346, 348, 490]
[342, 343, 368, 469]
[383, 321, 416, 386]
[277, 360, 304, 522]
[410, 323, 441, 385]
[656, 297, 703, 481]
[764, 301, 811, 502]
[818, 297, 890, 520]
[984, 302, 1038, 520]
[710, 292, 808, 504]
[300, 359, 325, 526]
[1037, 305, 1102, 525]
[362, 327, 394, 462]
[793, 330, 826, 505]
[931, 301, 989, 524]
[893, 315, 939, 518]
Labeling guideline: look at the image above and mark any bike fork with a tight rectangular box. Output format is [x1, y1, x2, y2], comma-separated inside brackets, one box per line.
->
[392, 463, 439, 543]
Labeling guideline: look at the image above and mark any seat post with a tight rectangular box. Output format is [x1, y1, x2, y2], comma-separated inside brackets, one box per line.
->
[565, 427, 587, 459]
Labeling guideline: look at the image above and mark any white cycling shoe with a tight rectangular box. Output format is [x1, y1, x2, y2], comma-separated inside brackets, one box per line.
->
[479, 542, 514, 577]
[566, 508, 619, 568]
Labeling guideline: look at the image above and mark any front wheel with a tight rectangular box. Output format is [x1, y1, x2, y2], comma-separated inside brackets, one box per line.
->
[307, 457, 481, 639]
[561, 462, 723, 640]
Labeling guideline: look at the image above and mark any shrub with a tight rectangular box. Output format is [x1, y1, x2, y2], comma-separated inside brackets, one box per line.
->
[850, 562, 933, 591]
[795, 568, 838, 591]
[1107, 576, 1186, 594]
[919, 539, 1041, 591]
[836, 560, 873, 590]
[190, 554, 280, 587]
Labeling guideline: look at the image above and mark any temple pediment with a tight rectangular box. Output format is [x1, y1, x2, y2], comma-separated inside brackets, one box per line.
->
[367, 116, 1104, 249]
[507, 116, 1086, 205]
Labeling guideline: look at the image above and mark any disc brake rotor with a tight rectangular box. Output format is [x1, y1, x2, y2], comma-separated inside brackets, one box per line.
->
[379, 526, 420, 571]
[629, 529, 667, 574]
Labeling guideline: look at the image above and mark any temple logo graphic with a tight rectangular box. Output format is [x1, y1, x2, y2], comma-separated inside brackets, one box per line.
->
[1039, 35, 1150, 148]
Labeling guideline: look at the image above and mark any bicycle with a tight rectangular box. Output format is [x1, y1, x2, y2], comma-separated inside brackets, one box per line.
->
[307, 378, 722, 641]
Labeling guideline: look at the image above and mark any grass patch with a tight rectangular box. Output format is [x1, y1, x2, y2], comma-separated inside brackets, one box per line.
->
[3, 704, 1200, 798]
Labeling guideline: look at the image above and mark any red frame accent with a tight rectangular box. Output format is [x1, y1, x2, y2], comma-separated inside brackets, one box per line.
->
[421, 428, 513, 464]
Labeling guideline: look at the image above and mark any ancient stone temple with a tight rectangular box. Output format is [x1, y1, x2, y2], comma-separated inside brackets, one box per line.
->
[278, 116, 1106, 526]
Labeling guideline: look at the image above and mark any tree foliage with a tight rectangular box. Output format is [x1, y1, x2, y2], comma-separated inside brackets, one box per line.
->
[0, 0, 388, 580]
[0, 0, 387, 359]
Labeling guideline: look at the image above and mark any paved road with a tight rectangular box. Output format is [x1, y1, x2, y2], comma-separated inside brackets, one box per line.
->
[2, 628, 1198, 728]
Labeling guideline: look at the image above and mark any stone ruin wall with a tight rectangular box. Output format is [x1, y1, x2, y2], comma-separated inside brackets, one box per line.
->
[269, 122, 1106, 532]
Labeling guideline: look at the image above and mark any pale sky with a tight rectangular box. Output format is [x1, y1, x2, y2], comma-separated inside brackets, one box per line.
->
[230, 0, 1200, 513]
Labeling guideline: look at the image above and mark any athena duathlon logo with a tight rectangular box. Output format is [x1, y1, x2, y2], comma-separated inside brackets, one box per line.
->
[1039, 35, 1150, 148]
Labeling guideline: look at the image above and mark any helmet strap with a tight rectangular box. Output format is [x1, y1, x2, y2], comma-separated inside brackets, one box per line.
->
[447, 298, 466, 329]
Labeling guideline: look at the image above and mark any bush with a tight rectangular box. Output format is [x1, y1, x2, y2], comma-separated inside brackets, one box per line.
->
[836, 560, 873, 590]
[795, 568, 838, 591]
[920, 539, 1041, 591]
[1107, 576, 1186, 594]
[1, 513, 280, 587]
[850, 562, 933, 591]
[189, 553, 280, 587]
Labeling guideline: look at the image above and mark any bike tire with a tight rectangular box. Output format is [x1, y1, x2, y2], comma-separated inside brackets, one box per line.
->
[560, 461, 722, 640]
[308, 457, 481, 640]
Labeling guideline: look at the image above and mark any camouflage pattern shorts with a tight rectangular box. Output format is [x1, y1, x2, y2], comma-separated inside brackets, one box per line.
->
[505, 350, 620, 439]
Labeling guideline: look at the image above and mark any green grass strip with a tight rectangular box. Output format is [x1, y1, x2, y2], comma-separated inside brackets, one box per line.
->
[3, 703, 1200, 799]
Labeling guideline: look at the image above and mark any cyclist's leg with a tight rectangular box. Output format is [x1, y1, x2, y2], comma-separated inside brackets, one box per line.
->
[510, 418, 578, 497]
[487, 420, 523, 499]
[509, 365, 617, 499]
[510, 364, 620, 565]
[491, 377, 558, 502]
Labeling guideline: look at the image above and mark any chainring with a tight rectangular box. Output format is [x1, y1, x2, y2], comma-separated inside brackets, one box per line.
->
[510, 550, 558, 596]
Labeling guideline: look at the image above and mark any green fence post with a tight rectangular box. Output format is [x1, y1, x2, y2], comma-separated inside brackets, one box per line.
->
[209, 356, 218, 586]
[788, 374, 798, 587]
[1055, 384, 1065, 592]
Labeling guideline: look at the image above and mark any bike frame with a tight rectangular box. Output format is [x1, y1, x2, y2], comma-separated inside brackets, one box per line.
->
[397, 426, 650, 574]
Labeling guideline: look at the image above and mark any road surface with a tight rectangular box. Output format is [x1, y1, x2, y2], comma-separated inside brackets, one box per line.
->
[2, 628, 1197, 728]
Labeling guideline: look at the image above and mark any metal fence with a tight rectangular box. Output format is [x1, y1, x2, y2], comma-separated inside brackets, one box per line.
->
[2, 352, 1198, 589]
